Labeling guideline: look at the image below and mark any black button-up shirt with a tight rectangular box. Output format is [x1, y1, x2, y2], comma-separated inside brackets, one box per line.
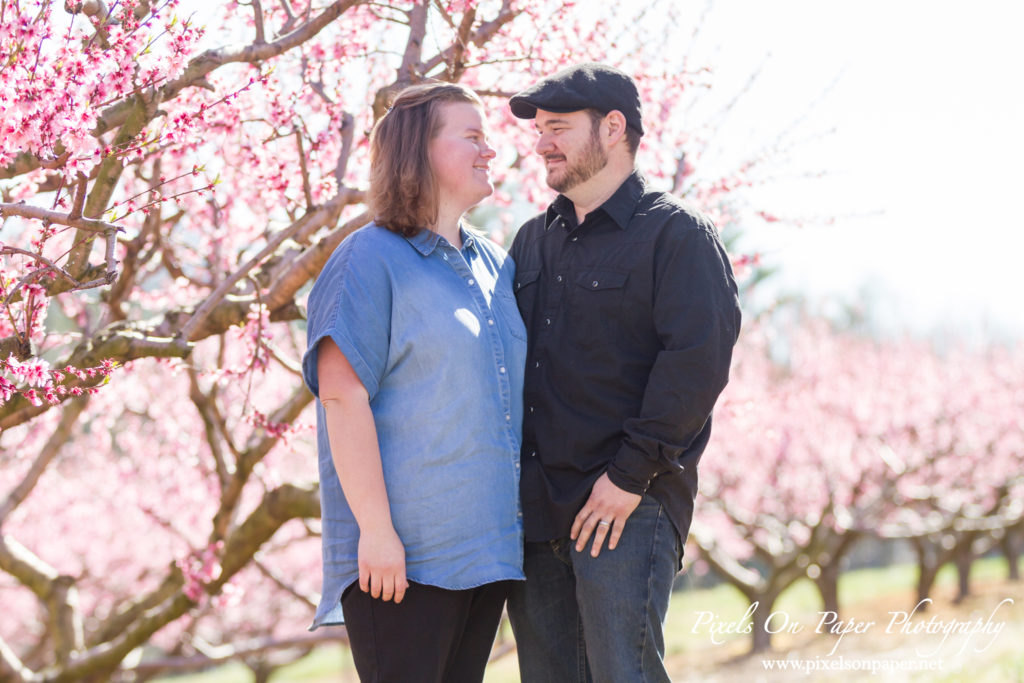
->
[509, 171, 741, 542]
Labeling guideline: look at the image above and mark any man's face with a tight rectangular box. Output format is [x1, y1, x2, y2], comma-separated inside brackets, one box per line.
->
[534, 109, 608, 194]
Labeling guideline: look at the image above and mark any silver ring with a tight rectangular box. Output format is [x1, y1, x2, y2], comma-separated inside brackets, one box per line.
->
[598, 520, 612, 527]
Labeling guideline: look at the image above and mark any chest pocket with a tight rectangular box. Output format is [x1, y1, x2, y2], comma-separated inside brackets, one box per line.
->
[570, 268, 629, 350]
[514, 269, 541, 292]
[512, 269, 541, 324]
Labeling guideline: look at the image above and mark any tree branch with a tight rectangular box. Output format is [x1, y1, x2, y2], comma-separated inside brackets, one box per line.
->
[37, 484, 320, 683]
[0, 397, 90, 525]
[188, 368, 232, 489]
[211, 384, 313, 541]
[263, 209, 367, 312]
[294, 129, 314, 210]
[0, 203, 122, 235]
[334, 112, 355, 192]
[420, 0, 516, 76]
[93, 0, 365, 138]
[0, 637, 37, 683]
[127, 631, 345, 677]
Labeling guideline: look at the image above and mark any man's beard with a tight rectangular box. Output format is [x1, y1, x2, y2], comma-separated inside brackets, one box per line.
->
[546, 128, 608, 193]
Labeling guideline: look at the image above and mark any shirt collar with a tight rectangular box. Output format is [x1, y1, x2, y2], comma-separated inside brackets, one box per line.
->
[549, 170, 646, 231]
[404, 224, 479, 256]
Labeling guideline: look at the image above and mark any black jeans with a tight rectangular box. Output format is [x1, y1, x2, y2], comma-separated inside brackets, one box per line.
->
[341, 580, 509, 683]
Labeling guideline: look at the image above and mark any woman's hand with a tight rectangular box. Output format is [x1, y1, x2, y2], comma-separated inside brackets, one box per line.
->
[358, 525, 408, 603]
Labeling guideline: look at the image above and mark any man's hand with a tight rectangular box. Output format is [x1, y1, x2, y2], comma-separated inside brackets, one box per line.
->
[357, 525, 408, 603]
[570, 473, 643, 557]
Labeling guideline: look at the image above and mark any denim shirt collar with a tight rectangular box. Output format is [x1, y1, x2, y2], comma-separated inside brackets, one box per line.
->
[405, 225, 480, 256]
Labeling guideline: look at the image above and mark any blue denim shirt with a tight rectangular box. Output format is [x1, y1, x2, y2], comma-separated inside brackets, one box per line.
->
[302, 222, 526, 629]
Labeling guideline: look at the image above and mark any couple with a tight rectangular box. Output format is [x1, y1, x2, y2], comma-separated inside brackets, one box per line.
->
[302, 63, 742, 683]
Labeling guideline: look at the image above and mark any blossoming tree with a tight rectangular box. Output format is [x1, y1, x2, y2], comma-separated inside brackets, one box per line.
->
[0, 1, 789, 680]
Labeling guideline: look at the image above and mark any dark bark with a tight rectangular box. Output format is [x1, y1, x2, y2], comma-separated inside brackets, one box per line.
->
[748, 594, 782, 653]
[815, 559, 841, 616]
[953, 533, 976, 604]
[1001, 527, 1022, 581]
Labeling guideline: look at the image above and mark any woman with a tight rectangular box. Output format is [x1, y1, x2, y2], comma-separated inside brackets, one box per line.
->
[301, 82, 526, 682]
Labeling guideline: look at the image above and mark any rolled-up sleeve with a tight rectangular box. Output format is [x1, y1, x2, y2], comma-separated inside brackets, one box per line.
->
[302, 235, 392, 400]
[606, 223, 741, 494]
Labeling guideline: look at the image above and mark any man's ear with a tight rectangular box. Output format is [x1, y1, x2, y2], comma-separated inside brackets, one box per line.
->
[603, 110, 627, 147]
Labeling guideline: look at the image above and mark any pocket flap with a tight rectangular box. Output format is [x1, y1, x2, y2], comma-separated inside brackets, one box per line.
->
[515, 269, 541, 291]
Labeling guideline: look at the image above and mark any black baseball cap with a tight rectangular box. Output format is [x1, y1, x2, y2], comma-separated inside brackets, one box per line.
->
[509, 62, 644, 135]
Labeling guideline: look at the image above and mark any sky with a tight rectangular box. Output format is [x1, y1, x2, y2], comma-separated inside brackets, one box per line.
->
[178, 0, 1024, 341]
[681, 0, 1024, 340]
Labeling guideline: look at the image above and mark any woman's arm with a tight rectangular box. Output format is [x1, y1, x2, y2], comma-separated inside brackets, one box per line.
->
[317, 337, 408, 603]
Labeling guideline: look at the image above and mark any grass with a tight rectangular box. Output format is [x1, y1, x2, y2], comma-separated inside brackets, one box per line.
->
[153, 557, 1021, 682]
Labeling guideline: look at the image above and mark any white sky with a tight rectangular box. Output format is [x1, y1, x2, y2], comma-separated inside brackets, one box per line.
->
[178, 0, 1024, 340]
[685, 0, 1024, 340]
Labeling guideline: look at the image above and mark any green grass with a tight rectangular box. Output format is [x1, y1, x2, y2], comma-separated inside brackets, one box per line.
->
[153, 557, 1017, 682]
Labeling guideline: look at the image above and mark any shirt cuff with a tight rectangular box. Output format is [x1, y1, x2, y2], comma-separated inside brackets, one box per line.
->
[606, 441, 660, 495]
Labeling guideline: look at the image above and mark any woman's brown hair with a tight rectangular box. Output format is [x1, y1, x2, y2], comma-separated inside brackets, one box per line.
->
[369, 82, 483, 236]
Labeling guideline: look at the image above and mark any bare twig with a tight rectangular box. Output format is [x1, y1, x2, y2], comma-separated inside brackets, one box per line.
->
[253, 556, 318, 607]
[294, 129, 314, 209]
[188, 368, 233, 489]
[176, 212, 315, 342]
[420, 0, 516, 76]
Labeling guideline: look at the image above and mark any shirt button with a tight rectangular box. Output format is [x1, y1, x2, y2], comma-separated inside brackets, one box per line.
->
[505, 414, 511, 421]
[529, 406, 535, 413]
[556, 275, 563, 283]
[545, 318, 551, 325]
[534, 361, 540, 368]
[487, 318, 494, 326]
[499, 366, 506, 374]
[468, 278, 475, 286]
[529, 450, 536, 457]
[592, 281, 599, 287]
[571, 236, 579, 242]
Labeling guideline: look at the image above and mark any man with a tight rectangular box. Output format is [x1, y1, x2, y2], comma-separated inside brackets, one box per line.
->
[506, 63, 742, 682]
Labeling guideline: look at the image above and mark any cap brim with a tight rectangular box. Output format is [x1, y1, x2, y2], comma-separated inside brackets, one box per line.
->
[510, 96, 590, 120]
[509, 96, 538, 120]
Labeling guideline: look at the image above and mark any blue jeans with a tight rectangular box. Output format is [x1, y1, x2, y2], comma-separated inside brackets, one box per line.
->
[507, 495, 682, 683]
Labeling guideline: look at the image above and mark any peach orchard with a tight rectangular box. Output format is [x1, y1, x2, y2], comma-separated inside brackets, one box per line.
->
[1, 0, 1020, 680]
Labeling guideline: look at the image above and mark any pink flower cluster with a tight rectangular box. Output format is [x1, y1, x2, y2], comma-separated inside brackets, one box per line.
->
[177, 541, 224, 603]
[0, 356, 117, 406]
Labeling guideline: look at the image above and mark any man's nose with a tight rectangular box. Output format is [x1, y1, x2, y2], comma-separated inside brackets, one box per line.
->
[535, 133, 553, 155]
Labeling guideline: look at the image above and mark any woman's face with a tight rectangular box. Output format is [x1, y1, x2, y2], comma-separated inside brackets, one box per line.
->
[428, 102, 496, 214]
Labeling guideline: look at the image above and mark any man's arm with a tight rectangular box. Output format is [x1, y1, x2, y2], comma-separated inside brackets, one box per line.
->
[317, 337, 407, 603]
[573, 219, 741, 556]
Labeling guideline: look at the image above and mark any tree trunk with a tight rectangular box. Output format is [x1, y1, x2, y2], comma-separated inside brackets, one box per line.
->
[815, 560, 842, 616]
[953, 534, 975, 604]
[911, 538, 939, 609]
[749, 594, 781, 653]
[1001, 529, 1022, 581]
[250, 661, 274, 683]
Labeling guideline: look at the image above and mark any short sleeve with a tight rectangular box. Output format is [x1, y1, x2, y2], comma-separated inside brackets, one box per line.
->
[302, 231, 392, 400]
